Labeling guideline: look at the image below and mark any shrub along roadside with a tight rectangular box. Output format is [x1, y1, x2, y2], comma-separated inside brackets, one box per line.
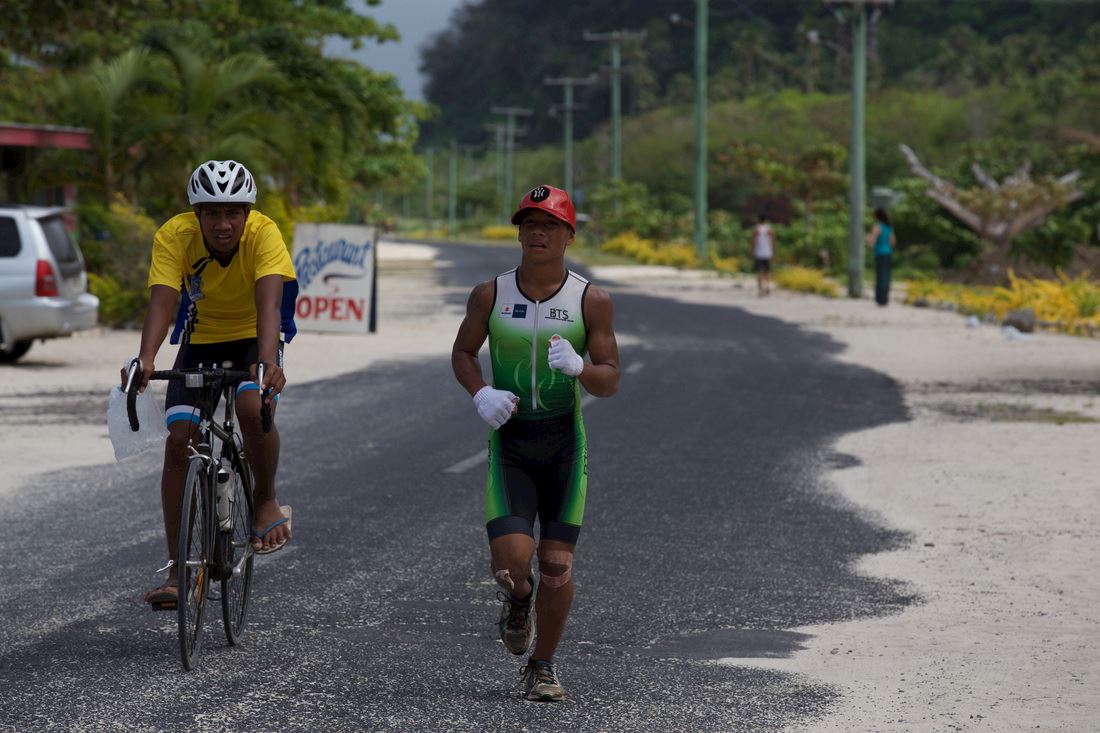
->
[600, 232, 701, 268]
[773, 267, 841, 298]
[78, 196, 156, 327]
[905, 271, 1100, 336]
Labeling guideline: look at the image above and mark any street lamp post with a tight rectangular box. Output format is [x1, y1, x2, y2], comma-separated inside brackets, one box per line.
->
[825, 0, 893, 298]
[544, 73, 599, 199]
[693, 0, 708, 259]
[424, 146, 434, 230]
[669, 7, 708, 258]
[448, 140, 458, 237]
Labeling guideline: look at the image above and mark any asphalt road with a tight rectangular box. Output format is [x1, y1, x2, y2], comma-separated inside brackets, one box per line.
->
[0, 243, 914, 732]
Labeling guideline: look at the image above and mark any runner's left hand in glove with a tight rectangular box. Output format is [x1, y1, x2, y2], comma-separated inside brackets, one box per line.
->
[547, 334, 584, 376]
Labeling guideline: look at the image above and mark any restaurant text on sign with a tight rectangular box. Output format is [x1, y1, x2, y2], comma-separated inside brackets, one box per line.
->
[290, 222, 377, 334]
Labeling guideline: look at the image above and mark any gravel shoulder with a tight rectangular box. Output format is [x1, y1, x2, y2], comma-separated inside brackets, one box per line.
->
[589, 266, 1100, 732]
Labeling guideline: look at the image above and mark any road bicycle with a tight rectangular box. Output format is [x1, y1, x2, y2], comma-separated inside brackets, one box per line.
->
[125, 359, 271, 670]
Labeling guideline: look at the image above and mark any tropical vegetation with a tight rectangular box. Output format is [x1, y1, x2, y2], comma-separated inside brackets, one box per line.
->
[3, 1, 1100, 327]
[2, 0, 423, 323]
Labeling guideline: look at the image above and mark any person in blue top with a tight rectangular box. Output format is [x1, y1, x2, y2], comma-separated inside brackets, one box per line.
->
[866, 208, 897, 306]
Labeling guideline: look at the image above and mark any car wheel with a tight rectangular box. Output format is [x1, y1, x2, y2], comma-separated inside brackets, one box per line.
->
[0, 340, 32, 363]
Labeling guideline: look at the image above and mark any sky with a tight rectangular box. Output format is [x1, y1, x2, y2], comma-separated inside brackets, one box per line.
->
[326, 0, 470, 102]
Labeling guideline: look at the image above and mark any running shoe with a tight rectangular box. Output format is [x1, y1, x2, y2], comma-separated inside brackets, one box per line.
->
[520, 658, 565, 702]
[497, 577, 535, 655]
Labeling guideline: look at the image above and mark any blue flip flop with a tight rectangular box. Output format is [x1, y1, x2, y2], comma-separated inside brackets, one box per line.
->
[252, 505, 292, 555]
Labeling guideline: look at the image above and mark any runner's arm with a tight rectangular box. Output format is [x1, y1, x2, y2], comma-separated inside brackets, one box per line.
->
[254, 274, 285, 396]
[452, 281, 494, 397]
[579, 286, 620, 398]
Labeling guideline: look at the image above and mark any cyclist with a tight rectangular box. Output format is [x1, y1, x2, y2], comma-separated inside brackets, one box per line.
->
[451, 184, 621, 701]
[125, 160, 298, 609]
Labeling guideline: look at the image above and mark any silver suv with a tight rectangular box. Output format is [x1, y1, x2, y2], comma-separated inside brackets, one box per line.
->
[0, 205, 99, 362]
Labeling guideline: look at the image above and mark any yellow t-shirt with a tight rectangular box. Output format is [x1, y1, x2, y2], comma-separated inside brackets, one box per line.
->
[147, 210, 296, 344]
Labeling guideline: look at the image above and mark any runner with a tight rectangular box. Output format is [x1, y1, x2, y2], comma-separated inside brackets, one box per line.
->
[123, 160, 298, 609]
[751, 214, 776, 296]
[451, 184, 621, 701]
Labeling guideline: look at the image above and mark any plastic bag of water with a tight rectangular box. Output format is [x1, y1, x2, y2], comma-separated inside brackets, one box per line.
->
[107, 386, 167, 461]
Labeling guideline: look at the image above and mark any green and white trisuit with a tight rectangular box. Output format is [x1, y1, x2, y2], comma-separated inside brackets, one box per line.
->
[485, 267, 589, 545]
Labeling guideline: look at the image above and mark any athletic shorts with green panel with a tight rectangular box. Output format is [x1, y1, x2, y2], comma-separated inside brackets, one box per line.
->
[485, 268, 589, 545]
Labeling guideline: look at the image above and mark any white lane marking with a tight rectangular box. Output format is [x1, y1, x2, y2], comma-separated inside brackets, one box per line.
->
[444, 450, 488, 474]
[444, 363, 643, 474]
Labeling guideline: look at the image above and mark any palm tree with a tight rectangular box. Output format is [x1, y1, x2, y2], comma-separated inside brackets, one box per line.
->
[136, 36, 282, 205]
[55, 47, 168, 204]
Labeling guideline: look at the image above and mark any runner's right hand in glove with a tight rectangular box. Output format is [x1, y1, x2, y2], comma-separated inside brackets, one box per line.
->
[473, 386, 519, 429]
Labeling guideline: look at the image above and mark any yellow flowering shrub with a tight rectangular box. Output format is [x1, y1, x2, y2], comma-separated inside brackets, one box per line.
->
[600, 232, 700, 268]
[403, 228, 450, 239]
[904, 272, 1100, 335]
[648, 243, 701, 267]
[773, 266, 841, 297]
[710, 254, 740, 275]
[481, 225, 515, 240]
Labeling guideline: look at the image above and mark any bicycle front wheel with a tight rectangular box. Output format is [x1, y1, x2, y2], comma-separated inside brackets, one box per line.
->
[221, 456, 255, 645]
[177, 456, 212, 671]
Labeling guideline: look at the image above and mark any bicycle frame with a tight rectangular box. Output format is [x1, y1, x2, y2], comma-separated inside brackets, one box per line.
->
[125, 360, 266, 670]
[175, 368, 254, 582]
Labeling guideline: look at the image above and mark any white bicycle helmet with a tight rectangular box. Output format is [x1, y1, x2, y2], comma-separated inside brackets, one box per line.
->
[187, 160, 257, 205]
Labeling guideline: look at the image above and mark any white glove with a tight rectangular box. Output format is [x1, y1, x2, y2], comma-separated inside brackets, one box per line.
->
[547, 335, 584, 377]
[473, 386, 519, 429]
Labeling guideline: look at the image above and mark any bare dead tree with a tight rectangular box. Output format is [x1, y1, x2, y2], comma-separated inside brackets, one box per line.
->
[899, 144, 1084, 279]
[1061, 128, 1100, 154]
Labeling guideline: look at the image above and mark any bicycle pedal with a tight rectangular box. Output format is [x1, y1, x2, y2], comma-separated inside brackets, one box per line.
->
[150, 601, 177, 612]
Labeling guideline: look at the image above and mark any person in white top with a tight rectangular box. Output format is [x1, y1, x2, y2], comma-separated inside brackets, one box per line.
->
[750, 214, 776, 296]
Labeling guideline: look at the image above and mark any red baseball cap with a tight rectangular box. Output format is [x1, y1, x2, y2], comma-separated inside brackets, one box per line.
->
[511, 185, 576, 230]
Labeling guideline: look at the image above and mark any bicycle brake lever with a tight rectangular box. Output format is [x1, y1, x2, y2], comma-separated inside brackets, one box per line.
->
[255, 361, 273, 433]
[123, 357, 142, 394]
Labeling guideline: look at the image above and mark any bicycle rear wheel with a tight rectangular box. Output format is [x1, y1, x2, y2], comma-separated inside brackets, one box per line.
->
[177, 456, 212, 671]
[221, 456, 255, 645]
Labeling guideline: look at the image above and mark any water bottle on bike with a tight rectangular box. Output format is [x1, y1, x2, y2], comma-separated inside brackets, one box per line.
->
[215, 458, 234, 532]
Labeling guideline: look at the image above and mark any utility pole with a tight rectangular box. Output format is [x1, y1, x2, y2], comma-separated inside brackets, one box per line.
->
[693, 0, 708, 258]
[544, 73, 599, 199]
[448, 140, 458, 237]
[584, 28, 646, 213]
[458, 143, 481, 220]
[424, 146, 434, 230]
[826, 0, 893, 298]
[483, 123, 507, 222]
[484, 121, 527, 222]
[491, 105, 534, 216]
